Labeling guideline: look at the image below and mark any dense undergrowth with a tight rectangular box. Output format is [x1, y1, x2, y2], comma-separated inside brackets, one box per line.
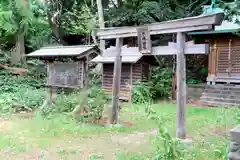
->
[0, 61, 46, 113]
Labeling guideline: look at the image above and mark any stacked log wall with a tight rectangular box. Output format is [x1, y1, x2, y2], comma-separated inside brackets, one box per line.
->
[102, 62, 143, 101]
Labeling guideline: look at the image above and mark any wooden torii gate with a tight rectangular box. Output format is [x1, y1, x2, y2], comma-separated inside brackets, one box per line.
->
[97, 13, 224, 139]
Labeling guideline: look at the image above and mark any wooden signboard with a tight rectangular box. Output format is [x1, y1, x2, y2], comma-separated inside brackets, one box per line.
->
[137, 27, 151, 54]
[46, 61, 83, 88]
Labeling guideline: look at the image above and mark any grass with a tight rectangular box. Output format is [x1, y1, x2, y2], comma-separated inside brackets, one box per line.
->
[0, 102, 239, 159]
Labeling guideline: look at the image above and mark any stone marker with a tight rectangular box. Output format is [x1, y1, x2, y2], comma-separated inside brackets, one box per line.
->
[229, 125, 240, 160]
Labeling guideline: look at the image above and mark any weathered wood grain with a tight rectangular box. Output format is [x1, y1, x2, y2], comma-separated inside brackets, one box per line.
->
[46, 61, 83, 88]
[110, 38, 123, 124]
[176, 32, 187, 139]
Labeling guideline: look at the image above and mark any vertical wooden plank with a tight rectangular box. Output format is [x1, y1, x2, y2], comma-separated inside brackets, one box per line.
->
[176, 32, 187, 139]
[227, 39, 232, 75]
[46, 63, 50, 86]
[110, 38, 123, 124]
[44, 86, 57, 106]
[129, 64, 133, 103]
[102, 64, 104, 90]
[85, 56, 89, 87]
[208, 46, 213, 77]
[212, 40, 217, 79]
[81, 61, 84, 88]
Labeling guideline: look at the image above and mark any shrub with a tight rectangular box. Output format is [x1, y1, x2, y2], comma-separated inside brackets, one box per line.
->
[0, 87, 45, 113]
[145, 104, 185, 160]
[132, 67, 172, 104]
[40, 86, 108, 123]
[150, 67, 172, 99]
[132, 82, 153, 104]
[86, 86, 107, 121]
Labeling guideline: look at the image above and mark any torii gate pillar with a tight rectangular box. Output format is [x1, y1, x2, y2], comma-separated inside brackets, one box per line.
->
[176, 32, 187, 139]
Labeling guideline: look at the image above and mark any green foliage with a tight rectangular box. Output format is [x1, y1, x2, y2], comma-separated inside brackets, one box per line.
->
[61, 3, 97, 36]
[132, 67, 172, 104]
[150, 67, 172, 98]
[0, 69, 45, 92]
[0, 69, 45, 112]
[154, 127, 185, 160]
[218, 0, 240, 24]
[144, 103, 185, 160]
[214, 144, 229, 160]
[0, 0, 51, 50]
[132, 82, 153, 104]
[0, 87, 45, 113]
[40, 86, 107, 123]
[105, 0, 205, 27]
[86, 86, 108, 120]
[0, 53, 46, 112]
[0, 51, 11, 64]
[117, 154, 147, 160]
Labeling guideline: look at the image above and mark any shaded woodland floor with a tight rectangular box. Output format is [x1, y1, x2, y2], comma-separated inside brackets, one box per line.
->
[0, 103, 239, 160]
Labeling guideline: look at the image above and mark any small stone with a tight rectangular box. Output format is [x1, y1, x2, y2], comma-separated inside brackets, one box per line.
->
[114, 124, 123, 128]
[104, 123, 123, 128]
[178, 138, 193, 149]
[229, 125, 240, 160]
[230, 125, 240, 143]
[152, 128, 158, 136]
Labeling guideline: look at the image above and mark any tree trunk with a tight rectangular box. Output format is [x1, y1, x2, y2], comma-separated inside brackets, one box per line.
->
[13, 32, 25, 65]
[46, 12, 65, 44]
[96, 0, 105, 53]
[12, 0, 29, 65]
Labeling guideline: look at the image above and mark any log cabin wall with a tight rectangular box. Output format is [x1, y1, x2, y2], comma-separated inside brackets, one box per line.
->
[102, 61, 143, 101]
[102, 63, 131, 101]
[141, 63, 150, 81]
[208, 35, 240, 83]
[132, 63, 142, 83]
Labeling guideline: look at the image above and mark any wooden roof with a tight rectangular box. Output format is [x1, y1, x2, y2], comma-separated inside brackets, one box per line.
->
[92, 55, 142, 63]
[26, 45, 99, 58]
[91, 45, 142, 63]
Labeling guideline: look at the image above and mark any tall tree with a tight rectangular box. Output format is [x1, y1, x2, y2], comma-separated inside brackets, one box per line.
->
[14, 0, 29, 65]
[0, 0, 50, 63]
[96, 0, 105, 51]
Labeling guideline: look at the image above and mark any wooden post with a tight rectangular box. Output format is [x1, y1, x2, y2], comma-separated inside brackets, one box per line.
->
[176, 32, 187, 139]
[110, 38, 123, 124]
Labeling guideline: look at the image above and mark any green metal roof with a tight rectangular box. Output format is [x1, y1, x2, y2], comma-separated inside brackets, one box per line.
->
[188, 5, 240, 35]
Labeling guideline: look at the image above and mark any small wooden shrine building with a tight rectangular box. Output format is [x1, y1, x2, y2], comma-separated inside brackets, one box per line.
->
[92, 41, 210, 101]
[27, 45, 99, 89]
[187, 5, 240, 106]
[189, 5, 240, 85]
[92, 45, 155, 101]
